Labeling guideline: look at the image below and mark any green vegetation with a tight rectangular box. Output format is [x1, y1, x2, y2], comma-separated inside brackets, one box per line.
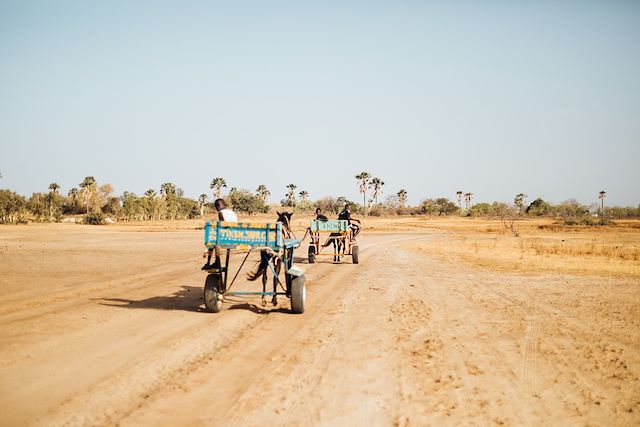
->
[420, 198, 459, 217]
[228, 188, 269, 214]
[0, 174, 638, 225]
[83, 212, 105, 225]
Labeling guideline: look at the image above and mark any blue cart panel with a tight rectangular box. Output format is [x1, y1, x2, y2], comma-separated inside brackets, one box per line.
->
[204, 221, 284, 249]
[310, 219, 349, 232]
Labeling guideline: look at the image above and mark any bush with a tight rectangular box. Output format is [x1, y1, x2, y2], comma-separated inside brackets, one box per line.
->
[102, 196, 122, 216]
[553, 199, 590, 219]
[420, 198, 459, 216]
[368, 206, 387, 216]
[228, 189, 269, 215]
[564, 217, 614, 227]
[84, 212, 105, 225]
[526, 198, 551, 216]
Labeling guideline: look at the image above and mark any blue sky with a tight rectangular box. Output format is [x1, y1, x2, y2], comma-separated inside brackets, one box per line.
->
[1, 1, 639, 206]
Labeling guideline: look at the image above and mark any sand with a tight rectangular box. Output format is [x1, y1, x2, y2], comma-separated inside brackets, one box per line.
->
[0, 220, 639, 426]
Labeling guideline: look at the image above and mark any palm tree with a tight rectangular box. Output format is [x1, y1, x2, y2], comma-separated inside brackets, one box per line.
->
[397, 189, 408, 208]
[355, 172, 371, 215]
[369, 178, 385, 205]
[299, 190, 309, 203]
[284, 184, 297, 207]
[463, 192, 473, 210]
[198, 194, 208, 217]
[49, 183, 60, 193]
[79, 176, 97, 213]
[209, 177, 227, 199]
[256, 185, 270, 202]
[456, 191, 463, 210]
[598, 191, 606, 216]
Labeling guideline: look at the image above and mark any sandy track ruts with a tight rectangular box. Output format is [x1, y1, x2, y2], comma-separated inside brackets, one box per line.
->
[1, 228, 639, 426]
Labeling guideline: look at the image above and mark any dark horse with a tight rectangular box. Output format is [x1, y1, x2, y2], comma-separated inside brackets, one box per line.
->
[247, 211, 294, 306]
[322, 232, 345, 262]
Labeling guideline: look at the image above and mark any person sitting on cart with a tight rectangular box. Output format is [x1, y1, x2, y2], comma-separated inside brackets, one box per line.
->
[315, 208, 329, 221]
[215, 198, 238, 222]
[339, 203, 361, 239]
[202, 199, 238, 270]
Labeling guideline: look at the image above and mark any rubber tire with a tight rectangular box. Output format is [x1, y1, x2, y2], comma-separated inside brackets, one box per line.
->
[352, 245, 359, 264]
[308, 245, 316, 264]
[204, 274, 223, 313]
[290, 275, 306, 314]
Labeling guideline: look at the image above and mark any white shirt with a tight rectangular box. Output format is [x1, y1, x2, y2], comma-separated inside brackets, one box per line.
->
[219, 208, 238, 222]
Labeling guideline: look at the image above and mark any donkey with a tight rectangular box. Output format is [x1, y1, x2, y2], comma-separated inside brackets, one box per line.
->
[322, 232, 344, 263]
[247, 211, 294, 306]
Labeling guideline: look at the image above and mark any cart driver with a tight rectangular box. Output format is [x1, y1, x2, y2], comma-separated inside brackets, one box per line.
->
[202, 199, 238, 271]
[214, 198, 238, 222]
[315, 208, 329, 221]
[338, 203, 361, 239]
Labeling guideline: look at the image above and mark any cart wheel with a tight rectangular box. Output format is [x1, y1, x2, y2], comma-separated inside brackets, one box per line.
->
[308, 245, 316, 264]
[290, 275, 306, 314]
[352, 245, 359, 264]
[204, 273, 223, 313]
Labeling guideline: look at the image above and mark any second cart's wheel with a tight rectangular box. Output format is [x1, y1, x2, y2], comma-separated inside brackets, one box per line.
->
[351, 245, 359, 264]
[290, 275, 306, 314]
[308, 245, 316, 264]
[204, 273, 223, 313]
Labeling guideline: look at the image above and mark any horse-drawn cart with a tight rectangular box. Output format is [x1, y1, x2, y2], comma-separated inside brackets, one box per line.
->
[202, 221, 306, 313]
[307, 219, 359, 264]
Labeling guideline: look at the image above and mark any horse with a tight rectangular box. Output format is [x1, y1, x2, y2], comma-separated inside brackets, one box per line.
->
[247, 211, 294, 306]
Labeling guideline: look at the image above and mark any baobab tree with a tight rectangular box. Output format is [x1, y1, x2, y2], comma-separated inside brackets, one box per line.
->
[369, 177, 385, 205]
[456, 191, 463, 210]
[514, 193, 528, 213]
[397, 189, 408, 208]
[198, 194, 208, 217]
[256, 185, 270, 202]
[355, 172, 371, 215]
[209, 177, 227, 199]
[464, 192, 473, 210]
[598, 191, 606, 216]
[299, 190, 309, 203]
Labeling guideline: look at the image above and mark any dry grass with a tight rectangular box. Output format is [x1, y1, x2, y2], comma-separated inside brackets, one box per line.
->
[395, 217, 640, 278]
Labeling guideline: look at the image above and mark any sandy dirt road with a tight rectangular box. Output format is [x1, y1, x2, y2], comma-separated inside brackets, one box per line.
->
[1, 225, 639, 426]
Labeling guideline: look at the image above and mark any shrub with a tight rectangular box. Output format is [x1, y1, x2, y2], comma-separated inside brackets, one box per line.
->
[84, 212, 105, 225]
[420, 198, 459, 216]
[526, 198, 551, 216]
[228, 189, 269, 215]
[368, 206, 386, 216]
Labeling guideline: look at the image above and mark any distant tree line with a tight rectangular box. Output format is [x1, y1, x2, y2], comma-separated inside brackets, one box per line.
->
[0, 176, 275, 224]
[1, 173, 638, 225]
